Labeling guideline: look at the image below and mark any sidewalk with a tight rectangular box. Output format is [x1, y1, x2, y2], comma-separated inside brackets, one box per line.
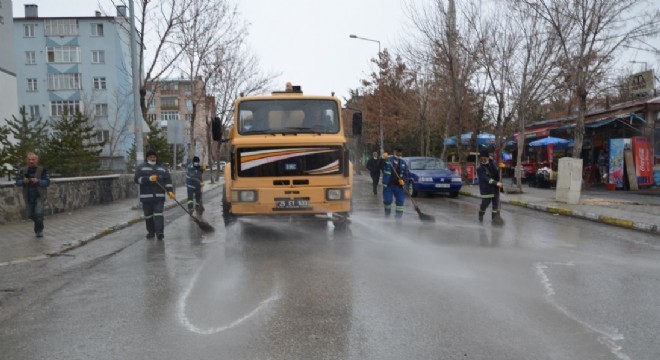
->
[459, 182, 660, 235]
[0, 182, 222, 266]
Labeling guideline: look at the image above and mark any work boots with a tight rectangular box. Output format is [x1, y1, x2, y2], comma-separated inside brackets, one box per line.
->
[492, 211, 504, 226]
[478, 210, 485, 223]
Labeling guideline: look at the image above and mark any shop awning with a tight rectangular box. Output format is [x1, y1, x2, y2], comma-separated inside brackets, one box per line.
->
[443, 132, 496, 147]
[559, 112, 646, 130]
[513, 126, 556, 141]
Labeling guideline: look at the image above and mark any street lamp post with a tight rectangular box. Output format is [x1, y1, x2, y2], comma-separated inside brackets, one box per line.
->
[349, 34, 383, 154]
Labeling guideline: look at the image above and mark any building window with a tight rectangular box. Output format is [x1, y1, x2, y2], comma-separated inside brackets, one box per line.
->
[25, 51, 36, 65]
[95, 103, 108, 117]
[96, 130, 110, 143]
[147, 113, 157, 123]
[91, 23, 104, 36]
[27, 78, 38, 92]
[93, 77, 107, 90]
[24, 24, 35, 37]
[47, 46, 81, 63]
[28, 105, 40, 119]
[185, 113, 193, 121]
[44, 19, 78, 36]
[48, 73, 82, 90]
[161, 111, 179, 121]
[91, 50, 105, 64]
[50, 100, 81, 116]
[160, 97, 179, 109]
[161, 82, 178, 91]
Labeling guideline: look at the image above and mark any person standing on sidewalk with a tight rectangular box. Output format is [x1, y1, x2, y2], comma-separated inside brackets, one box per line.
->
[185, 156, 205, 214]
[15, 152, 50, 238]
[381, 146, 409, 219]
[365, 151, 381, 195]
[477, 149, 504, 225]
[134, 149, 175, 240]
[597, 149, 608, 183]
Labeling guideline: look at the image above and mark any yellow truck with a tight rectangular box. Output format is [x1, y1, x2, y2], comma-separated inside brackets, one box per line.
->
[212, 85, 362, 230]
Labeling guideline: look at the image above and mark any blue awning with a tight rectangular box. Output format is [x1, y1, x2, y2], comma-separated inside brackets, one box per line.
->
[443, 132, 496, 146]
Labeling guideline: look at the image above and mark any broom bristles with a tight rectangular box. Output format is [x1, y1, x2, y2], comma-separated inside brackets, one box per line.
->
[198, 221, 215, 232]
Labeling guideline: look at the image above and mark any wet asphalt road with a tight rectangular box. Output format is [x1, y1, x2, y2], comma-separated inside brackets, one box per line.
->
[1, 178, 659, 360]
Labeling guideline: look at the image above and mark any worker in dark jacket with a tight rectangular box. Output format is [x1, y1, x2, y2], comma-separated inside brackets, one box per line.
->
[365, 151, 381, 195]
[185, 156, 204, 214]
[15, 152, 51, 237]
[381, 146, 409, 219]
[477, 149, 504, 225]
[134, 149, 175, 240]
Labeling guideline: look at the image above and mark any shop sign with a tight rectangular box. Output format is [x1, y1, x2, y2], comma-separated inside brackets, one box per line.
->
[629, 70, 655, 98]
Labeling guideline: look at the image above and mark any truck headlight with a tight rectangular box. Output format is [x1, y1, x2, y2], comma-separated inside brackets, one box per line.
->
[326, 188, 344, 200]
[452, 177, 462, 183]
[232, 190, 257, 202]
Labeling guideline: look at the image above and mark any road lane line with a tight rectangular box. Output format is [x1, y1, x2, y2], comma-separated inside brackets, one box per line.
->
[176, 262, 280, 335]
[534, 262, 631, 360]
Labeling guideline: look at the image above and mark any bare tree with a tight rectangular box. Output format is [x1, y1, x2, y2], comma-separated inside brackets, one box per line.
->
[469, 6, 518, 162]
[176, 0, 243, 160]
[202, 29, 278, 179]
[405, 0, 483, 175]
[504, 3, 563, 190]
[515, 0, 660, 159]
[106, 0, 191, 127]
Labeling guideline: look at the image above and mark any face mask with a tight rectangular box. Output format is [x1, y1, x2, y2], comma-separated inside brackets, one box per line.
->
[480, 159, 489, 165]
[147, 161, 156, 165]
[194, 162, 200, 166]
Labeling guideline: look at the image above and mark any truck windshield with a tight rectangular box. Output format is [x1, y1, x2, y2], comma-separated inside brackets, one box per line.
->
[238, 99, 340, 135]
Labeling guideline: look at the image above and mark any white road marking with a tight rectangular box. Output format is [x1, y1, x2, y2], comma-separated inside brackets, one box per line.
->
[177, 263, 280, 335]
[535, 262, 631, 360]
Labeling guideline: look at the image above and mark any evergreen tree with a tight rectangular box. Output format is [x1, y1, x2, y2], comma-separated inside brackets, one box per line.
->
[0, 125, 12, 179]
[127, 142, 137, 172]
[145, 123, 183, 167]
[42, 111, 104, 177]
[0, 106, 49, 170]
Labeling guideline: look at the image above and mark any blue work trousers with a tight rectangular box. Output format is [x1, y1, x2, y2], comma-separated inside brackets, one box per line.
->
[383, 185, 405, 218]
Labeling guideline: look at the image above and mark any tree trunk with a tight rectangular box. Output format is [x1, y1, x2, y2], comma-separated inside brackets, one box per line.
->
[572, 88, 587, 159]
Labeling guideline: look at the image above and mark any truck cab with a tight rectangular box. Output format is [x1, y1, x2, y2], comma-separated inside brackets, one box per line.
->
[213, 86, 362, 230]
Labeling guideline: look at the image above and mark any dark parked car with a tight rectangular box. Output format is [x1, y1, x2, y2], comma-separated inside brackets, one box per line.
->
[402, 156, 462, 197]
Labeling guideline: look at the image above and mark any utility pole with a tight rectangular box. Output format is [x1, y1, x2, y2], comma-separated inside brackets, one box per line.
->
[129, 0, 143, 163]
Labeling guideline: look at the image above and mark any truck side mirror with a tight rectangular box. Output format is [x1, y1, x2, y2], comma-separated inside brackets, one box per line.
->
[212, 116, 223, 141]
[352, 112, 362, 136]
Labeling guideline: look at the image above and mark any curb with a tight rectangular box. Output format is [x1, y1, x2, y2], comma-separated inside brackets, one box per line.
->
[460, 190, 659, 235]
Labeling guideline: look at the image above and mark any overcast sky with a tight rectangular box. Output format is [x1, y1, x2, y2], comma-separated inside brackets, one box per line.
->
[11, 0, 409, 101]
[11, 0, 659, 102]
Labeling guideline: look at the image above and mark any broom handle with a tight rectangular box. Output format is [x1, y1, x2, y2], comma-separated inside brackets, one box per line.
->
[389, 159, 420, 207]
[153, 180, 200, 222]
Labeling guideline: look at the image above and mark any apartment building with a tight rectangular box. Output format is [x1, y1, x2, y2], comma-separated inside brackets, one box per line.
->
[13, 4, 135, 171]
[0, 0, 19, 134]
[146, 77, 215, 165]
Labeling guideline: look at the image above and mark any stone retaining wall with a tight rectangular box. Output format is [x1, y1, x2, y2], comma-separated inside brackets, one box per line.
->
[0, 172, 189, 225]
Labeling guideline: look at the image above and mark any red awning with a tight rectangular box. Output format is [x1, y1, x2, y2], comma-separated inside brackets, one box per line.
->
[513, 126, 555, 142]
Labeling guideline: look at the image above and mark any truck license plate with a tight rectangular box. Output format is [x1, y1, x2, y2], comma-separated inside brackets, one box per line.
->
[274, 198, 310, 210]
